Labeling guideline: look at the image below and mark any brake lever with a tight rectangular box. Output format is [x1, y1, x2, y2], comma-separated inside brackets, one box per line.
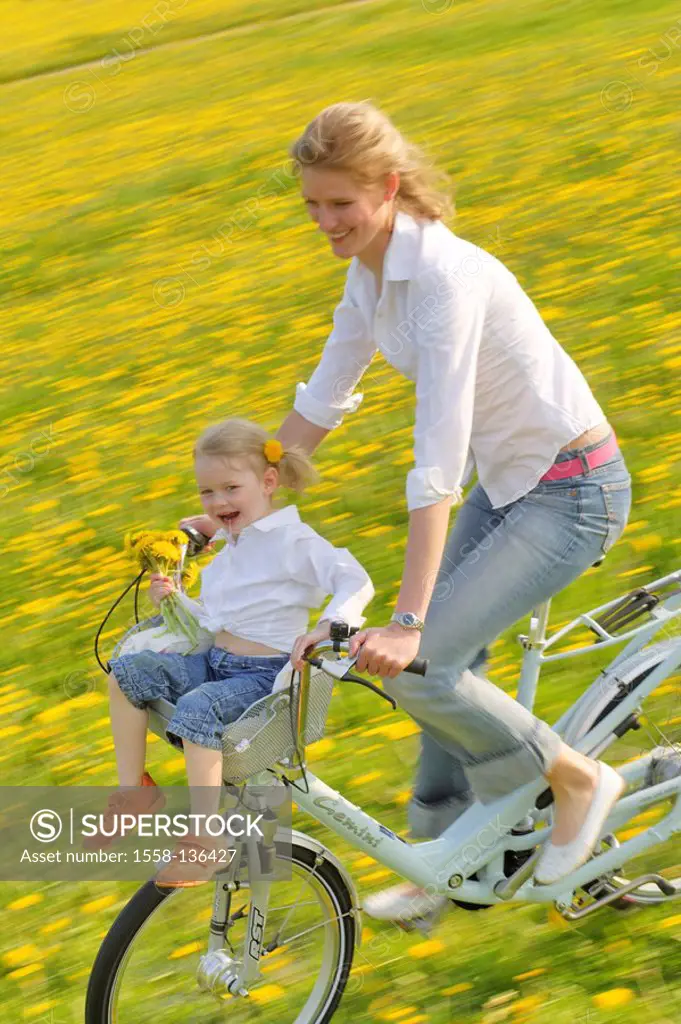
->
[306, 655, 398, 709]
[342, 673, 397, 708]
[308, 653, 358, 680]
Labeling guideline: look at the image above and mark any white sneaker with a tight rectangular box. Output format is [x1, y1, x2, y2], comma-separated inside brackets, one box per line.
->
[362, 883, 448, 922]
[534, 762, 625, 886]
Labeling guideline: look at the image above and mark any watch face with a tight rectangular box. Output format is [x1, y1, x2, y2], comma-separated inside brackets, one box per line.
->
[402, 613, 417, 627]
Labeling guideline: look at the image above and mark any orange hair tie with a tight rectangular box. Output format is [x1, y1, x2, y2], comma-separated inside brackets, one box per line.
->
[263, 439, 284, 464]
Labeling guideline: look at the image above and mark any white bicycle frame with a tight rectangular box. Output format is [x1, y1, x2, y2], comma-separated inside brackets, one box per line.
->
[286, 568, 681, 911]
[147, 569, 681, 994]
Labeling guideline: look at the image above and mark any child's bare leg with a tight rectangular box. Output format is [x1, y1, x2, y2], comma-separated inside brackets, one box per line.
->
[107, 671, 148, 786]
[183, 741, 223, 824]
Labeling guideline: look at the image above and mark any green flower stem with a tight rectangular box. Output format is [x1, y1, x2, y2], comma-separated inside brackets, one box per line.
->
[160, 593, 201, 651]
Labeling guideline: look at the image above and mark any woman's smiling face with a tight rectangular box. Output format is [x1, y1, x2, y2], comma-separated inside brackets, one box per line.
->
[301, 166, 396, 260]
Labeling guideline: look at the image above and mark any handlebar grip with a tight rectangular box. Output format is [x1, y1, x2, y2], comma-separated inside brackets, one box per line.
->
[404, 656, 428, 676]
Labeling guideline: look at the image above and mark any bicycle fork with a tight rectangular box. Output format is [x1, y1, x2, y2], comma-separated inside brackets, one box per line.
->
[196, 836, 273, 999]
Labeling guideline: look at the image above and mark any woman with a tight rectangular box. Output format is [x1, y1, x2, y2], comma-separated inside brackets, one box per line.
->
[187, 101, 632, 919]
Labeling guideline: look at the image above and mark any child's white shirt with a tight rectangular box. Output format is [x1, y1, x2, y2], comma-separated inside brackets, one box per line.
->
[177, 504, 374, 654]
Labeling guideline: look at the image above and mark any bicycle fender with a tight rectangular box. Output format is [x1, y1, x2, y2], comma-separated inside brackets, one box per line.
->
[289, 829, 363, 948]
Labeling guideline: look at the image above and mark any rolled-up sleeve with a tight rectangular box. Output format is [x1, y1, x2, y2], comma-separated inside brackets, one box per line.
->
[286, 532, 375, 628]
[293, 272, 377, 430]
[406, 268, 486, 511]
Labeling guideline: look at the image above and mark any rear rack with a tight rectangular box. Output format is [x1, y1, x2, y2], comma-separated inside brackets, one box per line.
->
[540, 568, 681, 662]
[591, 586, 668, 637]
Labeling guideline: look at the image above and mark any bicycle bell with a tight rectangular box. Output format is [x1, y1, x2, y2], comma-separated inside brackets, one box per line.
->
[180, 524, 212, 557]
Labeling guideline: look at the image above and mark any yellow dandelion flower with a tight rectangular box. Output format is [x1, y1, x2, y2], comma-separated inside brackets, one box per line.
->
[353, 855, 376, 868]
[441, 982, 473, 996]
[513, 994, 544, 1017]
[348, 770, 382, 786]
[2, 944, 42, 967]
[659, 913, 681, 929]
[306, 737, 334, 758]
[379, 1007, 419, 1020]
[168, 940, 202, 960]
[408, 938, 445, 958]
[513, 968, 545, 982]
[249, 983, 285, 1005]
[166, 529, 190, 547]
[7, 893, 43, 911]
[22, 999, 60, 1019]
[40, 916, 71, 935]
[82, 895, 117, 915]
[592, 988, 635, 1009]
[181, 561, 200, 591]
[358, 868, 393, 883]
[124, 530, 155, 555]
[148, 541, 182, 566]
[9, 964, 43, 980]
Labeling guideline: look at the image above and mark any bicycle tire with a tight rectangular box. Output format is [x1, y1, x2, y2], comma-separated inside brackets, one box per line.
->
[561, 640, 681, 910]
[85, 839, 357, 1024]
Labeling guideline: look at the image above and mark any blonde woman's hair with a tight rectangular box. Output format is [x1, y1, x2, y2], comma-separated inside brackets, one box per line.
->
[193, 418, 319, 493]
[289, 100, 454, 221]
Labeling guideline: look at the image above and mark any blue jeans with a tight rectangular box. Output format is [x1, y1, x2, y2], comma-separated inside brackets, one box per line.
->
[382, 434, 632, 838]
[109, 648, 290, 751]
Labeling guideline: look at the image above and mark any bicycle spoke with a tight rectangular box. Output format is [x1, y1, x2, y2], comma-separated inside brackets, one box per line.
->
[275, 910, 355, 948]
[269, 899, 319, 912]
[265, 859, 326, 950]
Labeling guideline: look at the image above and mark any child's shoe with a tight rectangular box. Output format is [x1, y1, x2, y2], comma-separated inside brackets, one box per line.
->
[83, 772, 165, 851]
[363, 883, 448, 921]
[155, 832, 227, 888]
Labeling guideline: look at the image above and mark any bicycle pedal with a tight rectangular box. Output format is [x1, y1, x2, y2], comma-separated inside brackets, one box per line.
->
[396, 911, 440, 935]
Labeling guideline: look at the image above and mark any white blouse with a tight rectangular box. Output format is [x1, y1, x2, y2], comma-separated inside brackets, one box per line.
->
[177, 504, 374, 653]
[294, 210, 605, 511]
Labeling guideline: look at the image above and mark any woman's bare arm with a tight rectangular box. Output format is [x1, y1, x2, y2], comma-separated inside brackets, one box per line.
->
[278, 408, 454, 620]
[276, 410, 330, 456]
[394, 497, 454, 620]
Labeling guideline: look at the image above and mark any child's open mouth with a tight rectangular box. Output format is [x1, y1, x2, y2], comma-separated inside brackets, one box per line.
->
[219, 512, 240, 526]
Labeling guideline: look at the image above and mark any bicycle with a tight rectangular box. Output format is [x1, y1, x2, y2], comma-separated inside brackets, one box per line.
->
[85, 559, 681, 1023]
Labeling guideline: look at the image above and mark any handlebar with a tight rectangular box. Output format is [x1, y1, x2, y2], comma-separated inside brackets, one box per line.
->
[401, 656, 429, 676]
[302, 620, 428, 709]
[325, 619, 428, 675]
[180, 524, 213, 557]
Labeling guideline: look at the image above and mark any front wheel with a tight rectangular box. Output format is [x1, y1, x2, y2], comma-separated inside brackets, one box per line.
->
[85, 840, 357, 1023]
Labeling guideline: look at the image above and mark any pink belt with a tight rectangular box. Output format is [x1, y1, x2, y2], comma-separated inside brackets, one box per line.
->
[540, 433, 619, 482]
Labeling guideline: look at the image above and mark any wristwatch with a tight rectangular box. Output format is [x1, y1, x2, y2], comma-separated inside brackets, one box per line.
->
[390, 612, 425, 633]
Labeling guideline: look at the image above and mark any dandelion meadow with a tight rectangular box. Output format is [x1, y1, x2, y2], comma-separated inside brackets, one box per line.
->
[1, 0, 681, 1020]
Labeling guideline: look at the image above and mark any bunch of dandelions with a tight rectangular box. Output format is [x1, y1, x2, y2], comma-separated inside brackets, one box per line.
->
[124, 529, 202, 651]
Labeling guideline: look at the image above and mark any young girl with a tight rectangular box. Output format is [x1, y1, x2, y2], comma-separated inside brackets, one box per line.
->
[88, 417, 374, 886]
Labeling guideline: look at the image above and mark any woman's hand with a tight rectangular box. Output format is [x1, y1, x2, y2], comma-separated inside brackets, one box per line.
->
[149, 572, 176, 609]
[290, 622, 332, 672]
[178, 514, 218, 550]
[348, 622, 422, 679]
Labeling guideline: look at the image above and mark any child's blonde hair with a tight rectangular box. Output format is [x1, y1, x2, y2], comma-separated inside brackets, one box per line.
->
[289, 100, 454, 222]
[193, 417, 319, 492]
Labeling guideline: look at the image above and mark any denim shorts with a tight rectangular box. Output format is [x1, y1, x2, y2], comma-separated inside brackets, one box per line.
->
[109, 647, 290, 751]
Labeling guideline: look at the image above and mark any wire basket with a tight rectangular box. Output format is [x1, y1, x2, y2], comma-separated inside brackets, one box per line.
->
[111, 618, 338, 783]
[221, 662, 336, 784]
